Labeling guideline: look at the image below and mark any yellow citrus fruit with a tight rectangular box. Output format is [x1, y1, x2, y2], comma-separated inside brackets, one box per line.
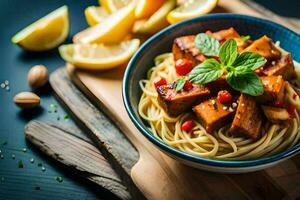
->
[59, 39, 140, 70]
[167, 0, 218, 24]
[99, 0, 133, 13]
[73, 4, 135, 44]
[84, 6, 109, 26]
[135, 0, 165, 19]
[11, 6, 69, 51]
[133, 0, 176, 34]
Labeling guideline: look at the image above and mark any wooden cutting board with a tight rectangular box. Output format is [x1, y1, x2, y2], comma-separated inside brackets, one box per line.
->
[50, 68, 300, 200]
[64, 1, 300, 199]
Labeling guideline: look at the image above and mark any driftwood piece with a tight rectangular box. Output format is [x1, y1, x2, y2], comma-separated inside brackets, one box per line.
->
[49, 68, 144, 200]
[25, 120, 130, 200]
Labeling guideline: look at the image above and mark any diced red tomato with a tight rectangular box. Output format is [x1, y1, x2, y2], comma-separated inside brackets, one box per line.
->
[217, 90, 232, 104]
[175, 59, 192, 76]
[287, 105, 296, 117]
[255, 67, 264, 76]
[183, 80, 193, 91]
[181, 120, 195, 132]
[272, 100, 285, 108]
[154, 77, 167, 88]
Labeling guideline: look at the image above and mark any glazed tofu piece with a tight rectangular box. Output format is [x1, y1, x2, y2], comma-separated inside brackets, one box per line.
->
[255, 76, 286, 103]
[157, 82, 210, 117]
[193, 98, 236, 133]
[243, 36, 281, 60]
[230, 94, 263, 140]
[261, 106, 290, 124]
[172, 35, 206, 67]
[209, 27, 240, 42]
[263, 54, 296, 80]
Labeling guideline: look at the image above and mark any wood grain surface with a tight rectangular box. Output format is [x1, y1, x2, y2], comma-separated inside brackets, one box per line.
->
[50, 68, 300, 200]
[25, 121, 130, 200]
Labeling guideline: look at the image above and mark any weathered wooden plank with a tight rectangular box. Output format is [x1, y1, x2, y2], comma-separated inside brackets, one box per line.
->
[25, 120, 131, 200]
[49, 68, 144, 200]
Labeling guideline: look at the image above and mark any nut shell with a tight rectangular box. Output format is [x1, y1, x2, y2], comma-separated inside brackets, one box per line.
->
[14, 92, 40, 109]
[27, 65, 48, 89]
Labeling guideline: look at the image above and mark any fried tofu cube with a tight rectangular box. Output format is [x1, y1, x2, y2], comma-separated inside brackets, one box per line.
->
[172, 35, 206, 67]
[255, 76, 286, 103]
[157, 83, 210, 117]
[193, 98, 236, 133]
[230, 94, 263, 140]
[209, 27, 240, 42]
[243, 36, 281, 60]
[263, 54, 296, 80]
[261, 106, 290, 124]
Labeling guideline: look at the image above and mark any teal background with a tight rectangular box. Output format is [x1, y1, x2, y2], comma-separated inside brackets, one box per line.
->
[0, 0, 299, 199]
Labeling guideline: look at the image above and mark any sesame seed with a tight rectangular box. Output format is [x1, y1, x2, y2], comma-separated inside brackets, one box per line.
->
[0, 155, 3, 159]
[241, 103, 245, 107]
[223, 106, 228, 110]
[41, 166, 46, 172]
[0, 83, 5, 88]
[12, 154, 15, 159]
[4, 80, 9, 85]
[211, 99, 216, 105]
[5, 86, 10, 91]
[271, 61, 276, 65]
[30, 158, 34, 163]
[22, 148, 27, 152]
[232, 103, 237, 108]
[229, 107, 234, 112]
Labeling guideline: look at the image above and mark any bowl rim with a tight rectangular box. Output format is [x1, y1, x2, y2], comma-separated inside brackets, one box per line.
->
[123, 13, 300, 167]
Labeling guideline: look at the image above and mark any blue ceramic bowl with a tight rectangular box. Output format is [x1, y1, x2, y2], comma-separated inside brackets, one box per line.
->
[123, 14, 300, 173]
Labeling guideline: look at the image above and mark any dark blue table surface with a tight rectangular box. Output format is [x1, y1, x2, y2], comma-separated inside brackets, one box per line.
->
[0, 0, 299, 199]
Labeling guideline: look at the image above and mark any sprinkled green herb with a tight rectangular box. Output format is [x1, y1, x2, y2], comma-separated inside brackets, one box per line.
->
[240, 35, 250, 43]
[55, 176, 63, 183]
[18, 160, 24, 168]
[64, 114, 69, 121]
[48, 103, 58, 113]
[38, 163, 42, 167]
[35, 186, 40, 190]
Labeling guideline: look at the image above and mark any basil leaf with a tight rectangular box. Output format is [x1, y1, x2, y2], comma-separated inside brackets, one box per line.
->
[219, 39, 238, 66]
[233, 52, 267, 71]
[176, 77, 187, 91]
[226, 71, 264, 96]
[188, 59, 223, 84]
[195, 33, 220, 56]
[240, 35, 250, 43]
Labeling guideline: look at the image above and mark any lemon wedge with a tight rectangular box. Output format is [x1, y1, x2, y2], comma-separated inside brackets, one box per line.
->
[85, 6, 109, 26]
[167, 0, 218, 24]
[135, 0, 165, 19]
[59, 39, 140, 70]
[133, 0, 176, 34]
[73, 4, 135, 44]
[99, 0, 133, 13]
[12, 6, 69, 51]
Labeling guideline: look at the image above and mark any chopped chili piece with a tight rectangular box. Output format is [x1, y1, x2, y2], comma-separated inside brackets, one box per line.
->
[183, 80, 193, 91]
[255, 67, 264, 76]
[175, 59, 193, 76]
[154, 77, 167, 88]
[272, 100, 285, 108]
[217, 90, 232, 104]
[181, 120, 195, 132]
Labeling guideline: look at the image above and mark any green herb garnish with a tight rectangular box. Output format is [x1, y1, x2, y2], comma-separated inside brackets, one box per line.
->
[64, 114, 69, 121]
[184, 37, 266, 96]
[18, 160, 24, 168]
[55, 176, 63, 183]
[176, 77, 188, 91]
[240, 35, 250, 43]
[195, 33, 220, 56]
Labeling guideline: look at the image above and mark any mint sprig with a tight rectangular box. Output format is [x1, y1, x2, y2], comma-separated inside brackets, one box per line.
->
[183, 37, 266, 96]
[195, 33, 220, 56]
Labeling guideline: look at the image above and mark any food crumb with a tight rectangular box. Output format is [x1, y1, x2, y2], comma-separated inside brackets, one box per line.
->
[18, 160, 24, 168]
[55, 176, 63, 183]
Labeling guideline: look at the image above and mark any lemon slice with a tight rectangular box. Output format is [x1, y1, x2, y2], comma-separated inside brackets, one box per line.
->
[59, 39, 140, 70]
[167, 0, 218, 24]
[12, 6, 69, 51]
[73, 4, 135, 44]
[99, 0, 133, 13]
[85, 6, 109, 26]
[135, 0, 165, 19]
[134, 0, 176, 34]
